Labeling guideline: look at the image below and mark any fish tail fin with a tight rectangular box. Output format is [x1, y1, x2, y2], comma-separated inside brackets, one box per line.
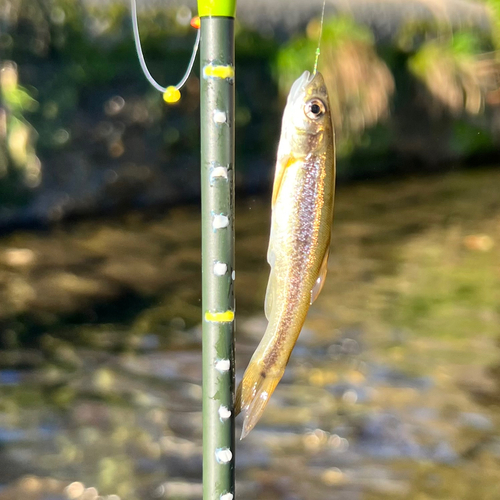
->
[235, 361, 284, 439]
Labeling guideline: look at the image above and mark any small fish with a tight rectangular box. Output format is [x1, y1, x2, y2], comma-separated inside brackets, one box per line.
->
[235, 71, 336, 438]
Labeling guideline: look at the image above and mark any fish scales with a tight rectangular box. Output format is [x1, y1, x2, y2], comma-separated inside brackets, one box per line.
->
[263, 155, 328, 365]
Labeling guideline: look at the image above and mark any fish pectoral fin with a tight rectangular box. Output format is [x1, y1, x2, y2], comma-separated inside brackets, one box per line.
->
[235, 362, 284, 439]
[272, 154, 295, 208]
[310, 246, 330, 305]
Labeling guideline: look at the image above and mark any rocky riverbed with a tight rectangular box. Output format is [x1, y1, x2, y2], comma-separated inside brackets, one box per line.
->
[0, 168, 499, 499]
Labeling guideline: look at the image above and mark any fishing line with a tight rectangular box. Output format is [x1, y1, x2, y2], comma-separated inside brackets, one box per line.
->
[130, 0, 200, 102]
[313, 0, 327, 75]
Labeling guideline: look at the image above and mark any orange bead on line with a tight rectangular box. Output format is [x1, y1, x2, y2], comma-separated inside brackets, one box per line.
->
[190, 16, 200, 30]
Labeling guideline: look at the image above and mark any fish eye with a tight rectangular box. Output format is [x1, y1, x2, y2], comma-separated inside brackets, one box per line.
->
[304, 98, 326, 120]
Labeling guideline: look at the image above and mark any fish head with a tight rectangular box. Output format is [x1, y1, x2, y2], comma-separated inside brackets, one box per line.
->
[282, 70, 333, 157]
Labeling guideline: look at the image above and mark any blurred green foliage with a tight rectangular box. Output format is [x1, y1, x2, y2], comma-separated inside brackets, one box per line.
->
[276, 11, 499, 168]
[1, 0, 500, 206]
[0, 0, 283, 208]
[408, 31, 485, 76]
[277, 17, 386, 158]
[276, 16, 373, 92]
[485, 0, 500, 47]
[0, 61, 40, 202]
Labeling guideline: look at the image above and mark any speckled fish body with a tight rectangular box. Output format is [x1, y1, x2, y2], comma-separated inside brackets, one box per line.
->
[235, 71, 336, 438]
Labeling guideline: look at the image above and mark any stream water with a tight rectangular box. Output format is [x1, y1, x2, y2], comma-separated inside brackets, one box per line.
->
[0, 168, 499, 500]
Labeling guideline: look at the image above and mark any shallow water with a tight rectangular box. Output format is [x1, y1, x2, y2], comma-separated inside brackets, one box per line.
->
[0, 169, 499, 499]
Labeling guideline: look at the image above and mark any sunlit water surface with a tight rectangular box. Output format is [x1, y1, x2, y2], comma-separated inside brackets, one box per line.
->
[0, 169, 499, 500]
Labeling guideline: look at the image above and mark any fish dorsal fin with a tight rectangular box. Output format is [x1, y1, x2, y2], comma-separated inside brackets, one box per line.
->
[272, 154, 295, 208]
[310, 246, 330, 305]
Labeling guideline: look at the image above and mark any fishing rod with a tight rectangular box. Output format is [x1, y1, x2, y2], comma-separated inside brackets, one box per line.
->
[130, 1, 237, 498]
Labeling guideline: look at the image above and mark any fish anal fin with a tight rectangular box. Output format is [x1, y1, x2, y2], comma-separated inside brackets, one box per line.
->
[310, 247, 330, 305]
[272, 155, 295, 208]
[264, 270, 276, 320]
[235, 362, 284, 439]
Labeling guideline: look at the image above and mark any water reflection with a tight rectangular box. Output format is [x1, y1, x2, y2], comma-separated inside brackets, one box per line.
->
[0, 169, 499, 499]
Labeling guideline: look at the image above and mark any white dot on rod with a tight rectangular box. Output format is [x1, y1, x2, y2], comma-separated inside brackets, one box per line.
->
[211, 166, 228, 181]
[215, 359, 230, 372]
[214, 262, 228, 276]
[215, 448, 232, 464]
[213, 110, 227, 124]
[213, 214, 229, 229]
[218, 405, 232, 420]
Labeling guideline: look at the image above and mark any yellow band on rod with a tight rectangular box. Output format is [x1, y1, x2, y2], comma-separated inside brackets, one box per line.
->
[203, 64, 235, 80]
[205, 310, 235, 323]
[198, 0, 237, 18]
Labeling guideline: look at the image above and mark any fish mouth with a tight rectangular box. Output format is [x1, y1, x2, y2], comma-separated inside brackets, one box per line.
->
[288, 70, 324, 104]
[289, 71, 314, 102]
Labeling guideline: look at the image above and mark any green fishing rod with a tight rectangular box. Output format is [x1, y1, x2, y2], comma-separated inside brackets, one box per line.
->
[198, 1, 237, 498]
[131, 0, 237, 495]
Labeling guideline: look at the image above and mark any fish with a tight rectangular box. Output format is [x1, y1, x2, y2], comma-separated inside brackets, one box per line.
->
[235, 70, 336, 438]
